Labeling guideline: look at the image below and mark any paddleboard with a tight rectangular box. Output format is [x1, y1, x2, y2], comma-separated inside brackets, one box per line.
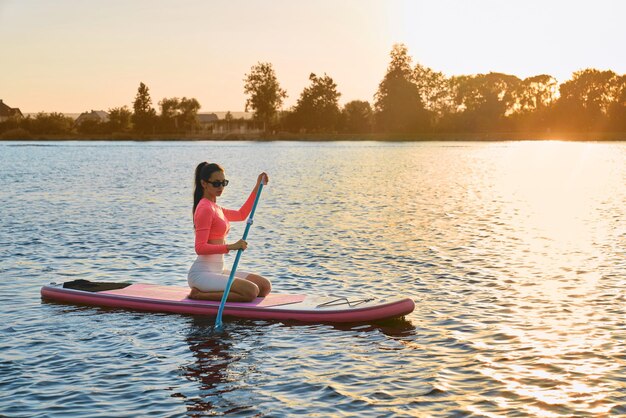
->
[40, 281, 415, 323]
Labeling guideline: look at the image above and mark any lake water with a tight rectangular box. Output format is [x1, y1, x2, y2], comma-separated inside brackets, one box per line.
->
[1, 140, 625, 417]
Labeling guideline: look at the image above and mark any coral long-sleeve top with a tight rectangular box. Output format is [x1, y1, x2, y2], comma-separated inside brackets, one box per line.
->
[193, 191, 256, 255]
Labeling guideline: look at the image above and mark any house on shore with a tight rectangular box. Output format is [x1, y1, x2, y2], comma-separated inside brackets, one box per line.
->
[0, 99, 24, 122]
[75, 110, 110, 126]
[197, 113, 219, 132]
[196, 111, 263, 134]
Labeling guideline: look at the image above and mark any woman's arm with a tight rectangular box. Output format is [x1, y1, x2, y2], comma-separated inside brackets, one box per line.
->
[222, 173, 268, 222]
[222, 188, 257, 222]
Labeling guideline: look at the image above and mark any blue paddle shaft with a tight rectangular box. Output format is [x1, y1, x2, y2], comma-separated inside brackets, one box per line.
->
[215, 182, 264, 328]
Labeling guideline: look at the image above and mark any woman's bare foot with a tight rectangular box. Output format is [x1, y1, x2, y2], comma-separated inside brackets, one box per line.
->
[188, 287, 221, 301]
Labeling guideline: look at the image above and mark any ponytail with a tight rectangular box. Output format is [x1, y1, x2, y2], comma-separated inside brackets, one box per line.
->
[192, 162, 225, 219]
[193, 162, 208, 218]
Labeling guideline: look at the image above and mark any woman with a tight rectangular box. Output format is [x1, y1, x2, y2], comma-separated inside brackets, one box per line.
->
[188, 162, 271, 302]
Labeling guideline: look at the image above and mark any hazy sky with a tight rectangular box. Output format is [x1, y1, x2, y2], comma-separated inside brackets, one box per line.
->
[1, 0, 624, 113]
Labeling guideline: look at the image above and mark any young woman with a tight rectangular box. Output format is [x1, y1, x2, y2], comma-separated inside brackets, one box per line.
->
[188, 162, 271, 302]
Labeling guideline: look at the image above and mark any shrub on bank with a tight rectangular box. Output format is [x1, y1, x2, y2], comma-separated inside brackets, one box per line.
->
[2, 128, 32, 140]
[110, 132, 134, 140]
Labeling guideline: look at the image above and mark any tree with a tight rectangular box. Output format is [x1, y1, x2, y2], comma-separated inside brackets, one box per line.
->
[447, 72, 521, 131]
[342, 100, 373, 133]
[374, 44, 430, 133]
[608, 75, 626, 131]
[0, 114, 21, 133]
[76, 119, 106, 135]
[178, 97, 201, 133]
[244, 62, 287, 131]
[107, 106, 132, 132]
[224, 111, 233, 131]
[291, 73, 341, 133]
[159, 97, 200, 133]
[505, 75, 558, 132]
[132, 82, 157, 134]
[513, 75, 558, 114]
[554, 69, 620, 131]
[27, 112, 74, 135]
[158, 97, 181, 132]
[156, 96, 200, 134]
[412, 63, 452, 123]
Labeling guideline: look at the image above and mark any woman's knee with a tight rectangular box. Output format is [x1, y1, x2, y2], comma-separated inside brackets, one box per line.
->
[245, 274, 272, 296]
[258, 278, 271, 296]
[234, 279, 259, 301]
[242, 285, 260, 301]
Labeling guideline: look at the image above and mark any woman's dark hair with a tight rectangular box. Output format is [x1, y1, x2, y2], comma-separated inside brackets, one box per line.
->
[193, 162, 224, 217]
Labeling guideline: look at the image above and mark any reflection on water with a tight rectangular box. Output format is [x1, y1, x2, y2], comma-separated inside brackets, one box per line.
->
[180, 316, 418, 416]
[182, 318, 245, 415]
[466, 142, 624, 417]
[1, 140, 625, 417]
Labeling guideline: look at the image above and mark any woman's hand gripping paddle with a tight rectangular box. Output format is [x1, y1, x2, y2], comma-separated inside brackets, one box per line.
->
[214, 179, 266, 329]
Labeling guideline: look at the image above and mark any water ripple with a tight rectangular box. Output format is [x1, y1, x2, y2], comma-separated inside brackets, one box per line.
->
[1, 140, 625, 416]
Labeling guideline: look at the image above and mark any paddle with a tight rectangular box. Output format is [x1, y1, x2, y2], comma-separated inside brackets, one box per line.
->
[214, 180, 265, 329]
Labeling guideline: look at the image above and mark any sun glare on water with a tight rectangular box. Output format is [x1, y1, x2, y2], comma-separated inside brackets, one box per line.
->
[470, 141, 622, 415]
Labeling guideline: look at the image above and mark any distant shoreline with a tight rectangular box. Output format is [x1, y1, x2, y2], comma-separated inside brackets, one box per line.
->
[1, 131, 625, 142]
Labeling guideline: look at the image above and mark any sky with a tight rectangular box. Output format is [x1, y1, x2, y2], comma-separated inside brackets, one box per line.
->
[1, 0, 625, 114]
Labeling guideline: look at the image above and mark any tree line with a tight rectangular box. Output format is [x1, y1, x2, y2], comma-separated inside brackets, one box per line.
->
[0, 82, 203, 137]
[245, 44, 625, 134]
[2, 43, 624, 138]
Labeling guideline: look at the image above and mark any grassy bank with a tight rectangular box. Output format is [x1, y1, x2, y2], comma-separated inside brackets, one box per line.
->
[1, 131, 625, 142]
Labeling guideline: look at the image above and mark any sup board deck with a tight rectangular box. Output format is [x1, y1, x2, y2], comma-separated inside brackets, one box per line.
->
[41, 282, 415, 323]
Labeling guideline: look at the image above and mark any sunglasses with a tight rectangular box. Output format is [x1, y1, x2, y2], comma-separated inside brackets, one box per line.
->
[206, 179, 229, 188]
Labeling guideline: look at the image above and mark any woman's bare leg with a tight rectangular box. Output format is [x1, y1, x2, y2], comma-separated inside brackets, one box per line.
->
[188, 278, 259, 302]
[243, 274, 272, 297]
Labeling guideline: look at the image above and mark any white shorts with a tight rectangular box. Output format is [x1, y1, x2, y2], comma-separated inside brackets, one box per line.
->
[187, 254, 251, 292]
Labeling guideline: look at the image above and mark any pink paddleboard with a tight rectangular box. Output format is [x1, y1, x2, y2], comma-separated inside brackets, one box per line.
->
[41, 282, 415, 323]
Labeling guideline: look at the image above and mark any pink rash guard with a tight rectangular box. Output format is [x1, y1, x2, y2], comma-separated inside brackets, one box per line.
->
[193, 190, 257, 255]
